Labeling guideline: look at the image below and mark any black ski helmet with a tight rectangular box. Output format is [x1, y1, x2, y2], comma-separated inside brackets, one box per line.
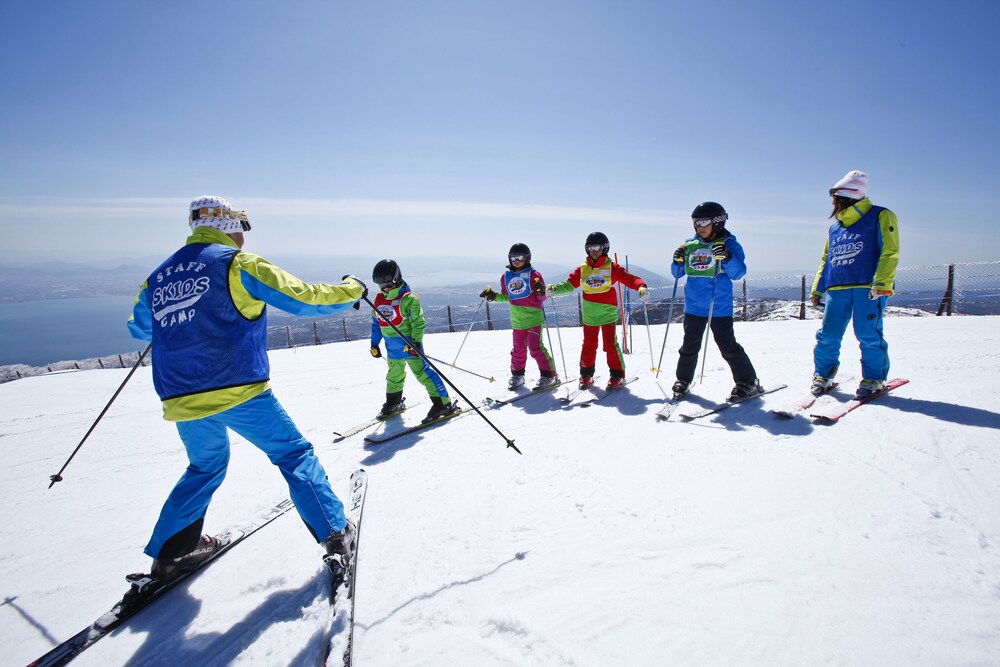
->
[372, 259, 402, 290]
[691, 202, 728, 231]
[508, 242, 531, 265]
[585, 231, 610, 256]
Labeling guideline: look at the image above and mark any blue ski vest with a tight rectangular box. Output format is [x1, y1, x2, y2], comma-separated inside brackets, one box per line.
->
[504, 268, 534, 300]
[823, 205, 885, 288]
[147, 243, 269, 400]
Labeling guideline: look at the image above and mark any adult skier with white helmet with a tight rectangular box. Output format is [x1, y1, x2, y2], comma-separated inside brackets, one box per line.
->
[127, 195, 366, 586]
[810, 170, 900, 399]
[671, 202, 761, 401]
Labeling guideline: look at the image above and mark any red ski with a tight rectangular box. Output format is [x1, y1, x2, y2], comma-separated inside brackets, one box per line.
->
[809, 378, 909, 422]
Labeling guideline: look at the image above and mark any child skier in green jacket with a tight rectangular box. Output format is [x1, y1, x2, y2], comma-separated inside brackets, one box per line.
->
[480, 243, 557, 391]
[369, 259, 458, 424]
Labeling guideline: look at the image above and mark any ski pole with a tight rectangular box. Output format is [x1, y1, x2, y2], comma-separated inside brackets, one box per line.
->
[423, 352, 495, 383]
[541, 312, 557, 379]
[546, 293, 570, 381]
[363, 296, 521, 454]
[48, 343, 152, 488]
[642, 300, 655, 372]
[452, 299, 485, 366]
[655, 276, 680, 378]
[696, 265, 720, 383]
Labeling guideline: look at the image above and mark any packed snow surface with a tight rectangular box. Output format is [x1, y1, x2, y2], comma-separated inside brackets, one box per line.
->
[3, 317, 999, 666]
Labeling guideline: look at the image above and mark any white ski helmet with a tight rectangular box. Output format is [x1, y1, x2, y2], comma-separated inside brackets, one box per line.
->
[188, 195, 250, 233]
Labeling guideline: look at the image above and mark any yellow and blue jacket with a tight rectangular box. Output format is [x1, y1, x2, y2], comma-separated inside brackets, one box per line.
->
[812, 198, 900, 297]
[128, 227, 363, 421]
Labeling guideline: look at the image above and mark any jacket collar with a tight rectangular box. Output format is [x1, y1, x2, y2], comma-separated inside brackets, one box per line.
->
[186, 226, 239, 248]
[836, 197, 873, 225]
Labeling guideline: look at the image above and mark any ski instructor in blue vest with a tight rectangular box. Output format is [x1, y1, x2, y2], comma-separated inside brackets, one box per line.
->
[809, 171, 900, 400]
[127, 195, 363, 585]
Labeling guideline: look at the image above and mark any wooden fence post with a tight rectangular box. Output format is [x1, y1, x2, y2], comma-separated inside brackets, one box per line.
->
[800, 275, 806, 320]
[486, 302, 494, 331]
[577, 294, 583, 326]
[741, 280, 748, 321]
[314, 321, 320, 345]
[286, 326, 293, 348]
[447, 305, 455, 333]
[937, 264, 955, 316]
[342, 318, 349, 341]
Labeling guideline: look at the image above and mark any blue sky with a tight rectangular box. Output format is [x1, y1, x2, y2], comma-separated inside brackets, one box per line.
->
[1, 0, 998, 274]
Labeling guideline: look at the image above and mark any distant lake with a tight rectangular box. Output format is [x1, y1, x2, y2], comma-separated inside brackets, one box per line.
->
[0, 296, 144, 366]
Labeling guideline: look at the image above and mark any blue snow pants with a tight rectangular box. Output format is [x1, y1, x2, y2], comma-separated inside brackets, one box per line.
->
[145, 390, 346, 559]
[814, 289, 890, 382]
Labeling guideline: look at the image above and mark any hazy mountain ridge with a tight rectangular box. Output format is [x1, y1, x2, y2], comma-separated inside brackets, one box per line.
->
[0, 257, 674, 304]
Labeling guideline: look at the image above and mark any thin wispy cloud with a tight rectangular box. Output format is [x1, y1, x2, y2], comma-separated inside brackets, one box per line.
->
[2, 196, 680, 224]
[1, 196, 812, 229]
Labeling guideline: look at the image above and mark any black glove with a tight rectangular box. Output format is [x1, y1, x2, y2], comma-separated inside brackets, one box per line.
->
[711, 242, 729, 261]
[673, 246, 686, 265]
[532, 277, 546, 295]
[479, 287, 497, 302]
[342, 274, 369, 300]
[370, 344, 382, 358]
[406, 342, 422, 357]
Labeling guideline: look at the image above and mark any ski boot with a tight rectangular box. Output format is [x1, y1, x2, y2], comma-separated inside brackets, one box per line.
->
[855, 379, 886, 400]
[150, 534, 224, 585]
[810, 373, 836, 397]
[606, 376, 626, 390]
[728, 380, 763, 402]
[376, 392, 405, 420]
[671, 380, 689, 400]
[323, 519, 358, 573]
[534, 375, 559, 390]
[578, 376, 594, 390]
[422, 397, 460, 424]
[508, 374, 526, 391]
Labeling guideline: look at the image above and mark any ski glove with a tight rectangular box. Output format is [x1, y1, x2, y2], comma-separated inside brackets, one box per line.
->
[533, 277, 546, 295]
[479, 287, 497, 302]
[342, 275, 369, 309]
[545, 284, 557, 295]
[405, 342, 423, 357]
[638, 286, 650, 303]
[672, 246, 686, 265]
[869, 289, 892, 300]
[711, 242, 729, 261]
[370, 344, 382, 358]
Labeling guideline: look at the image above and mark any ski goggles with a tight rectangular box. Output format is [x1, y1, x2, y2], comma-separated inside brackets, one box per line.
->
[693, 215, 726, 228]
[585, 244, 606, 253]
[508, 253, 528, 263]
[190, 207, 252, 231]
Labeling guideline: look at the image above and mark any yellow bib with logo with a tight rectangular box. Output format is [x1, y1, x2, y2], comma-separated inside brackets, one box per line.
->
[580, 263, 613, 294]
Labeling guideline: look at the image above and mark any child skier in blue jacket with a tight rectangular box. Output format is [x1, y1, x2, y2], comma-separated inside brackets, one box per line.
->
[671, 202, 761, 401]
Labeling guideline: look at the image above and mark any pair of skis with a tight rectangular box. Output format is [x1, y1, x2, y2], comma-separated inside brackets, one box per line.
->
[666, 384, 789, 421]
[773, 378, 910, 421]
[484, 378, 569, 408]
[656, 378, 908, 423]
[331, 401, 463, 445]
[563, 376, 639, 408]
[324, 469, 368, 667]
[30, 472, 369, 667]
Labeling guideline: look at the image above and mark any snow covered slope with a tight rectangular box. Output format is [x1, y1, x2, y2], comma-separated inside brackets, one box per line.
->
[3, 317, 999, 666]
